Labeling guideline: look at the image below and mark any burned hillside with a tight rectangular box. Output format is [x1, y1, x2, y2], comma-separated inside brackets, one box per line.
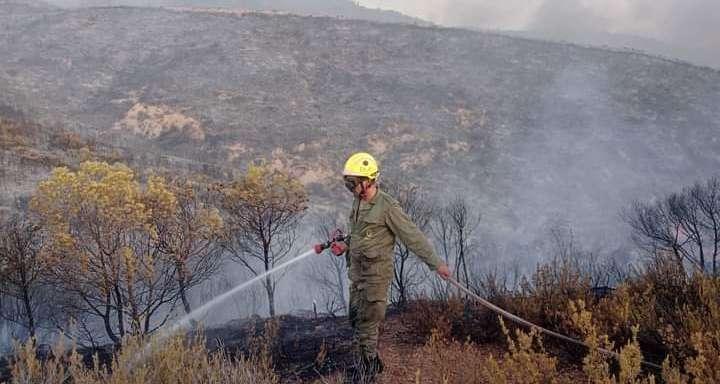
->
[1, 2, 719, 253]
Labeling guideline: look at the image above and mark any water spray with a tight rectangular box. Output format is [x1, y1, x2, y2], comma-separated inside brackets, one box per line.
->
[134, 248, 318, 367]
[163, 249, 315, 336]
[139, 229, 349, 363]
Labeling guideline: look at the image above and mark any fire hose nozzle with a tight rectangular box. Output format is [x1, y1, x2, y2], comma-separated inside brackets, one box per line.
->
[313, 229, 350, 254]
[313, 242, 328, 254]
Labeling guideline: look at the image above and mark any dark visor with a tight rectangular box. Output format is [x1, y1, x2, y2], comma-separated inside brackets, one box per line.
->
[344, 176, 363, 192]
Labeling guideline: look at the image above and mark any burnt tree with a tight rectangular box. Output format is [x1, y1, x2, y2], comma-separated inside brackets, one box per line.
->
[0, 215, 46, 339]
[220, 164, 308, 317]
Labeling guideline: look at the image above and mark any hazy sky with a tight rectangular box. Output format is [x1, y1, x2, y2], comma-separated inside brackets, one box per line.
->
[358, 0, 720, 67]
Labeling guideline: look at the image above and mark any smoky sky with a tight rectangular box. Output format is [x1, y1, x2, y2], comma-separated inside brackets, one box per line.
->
[360, 0, 720, 68]
[37, 0, 720, 67]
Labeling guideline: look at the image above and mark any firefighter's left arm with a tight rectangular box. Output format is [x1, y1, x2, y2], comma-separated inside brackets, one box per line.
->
[385, 201, 442, 271]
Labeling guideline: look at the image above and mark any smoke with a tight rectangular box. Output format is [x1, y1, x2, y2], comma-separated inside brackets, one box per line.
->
[34, 0, 720, 66]
[359, 0, 536, 29]
[650, 0, 720, 67]
[361, 0, 720, 68]
[528, 0, 720, 67]
[426, 0, 534, 30]
[528, 0, 609, 36]
[0, 322, 16, 355]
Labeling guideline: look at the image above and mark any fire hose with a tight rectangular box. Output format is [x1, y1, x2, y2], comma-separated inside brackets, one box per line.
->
[314, 230, 662, 371]
[445, 277, 663, 371]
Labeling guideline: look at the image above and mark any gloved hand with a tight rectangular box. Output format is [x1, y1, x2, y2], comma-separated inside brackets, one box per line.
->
[436, 263, 452, 280]
[330, 241, 347, 256]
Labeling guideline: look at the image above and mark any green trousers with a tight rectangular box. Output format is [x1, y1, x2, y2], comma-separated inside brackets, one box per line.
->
[348, 281, 389, 360]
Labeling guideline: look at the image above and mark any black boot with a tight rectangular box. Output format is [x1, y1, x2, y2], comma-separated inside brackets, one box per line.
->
[372, 355, 384, 374]
[342, 366, 359, 384]
[360, 355, 384, 383]
[343, 355, 384, 384]
[343, 359, 365, 384]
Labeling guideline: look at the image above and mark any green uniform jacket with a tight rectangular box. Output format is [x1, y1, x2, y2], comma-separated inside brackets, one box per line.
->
[347, 189, 441, 300]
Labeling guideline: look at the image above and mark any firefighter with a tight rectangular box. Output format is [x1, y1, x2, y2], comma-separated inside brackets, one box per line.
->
[330, 152, 452, 383]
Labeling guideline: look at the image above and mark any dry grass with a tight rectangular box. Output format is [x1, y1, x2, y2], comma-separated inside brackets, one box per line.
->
[7, 331, 278, 384]
[6, 253, 720, 383]
[398, 254, 720, 384]
[385, 318, 585, 384]
[113, 103, 205, 142]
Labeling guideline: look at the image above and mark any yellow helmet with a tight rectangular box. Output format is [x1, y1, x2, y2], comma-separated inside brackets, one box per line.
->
[343, 152, 379, 181]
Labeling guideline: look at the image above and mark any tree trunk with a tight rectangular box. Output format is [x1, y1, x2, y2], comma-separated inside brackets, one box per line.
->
[18, 262, 36, 339]
[461, 255, 470, 290]
[113, 284, 125, 338]
[126, 281, 141, 335]
[265, 277, 275, 317]
[176, 265, 193, 314]
[398, 253, 407, 308]
[180, 284, 192, 315]
[103, 292, 120, 345]
[21, 285, 35, 338]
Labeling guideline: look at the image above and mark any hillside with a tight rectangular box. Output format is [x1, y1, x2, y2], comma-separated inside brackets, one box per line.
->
[39, 0, 423, 25]
[0, 108, 128, 216]
[1, 3, 720, 255]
